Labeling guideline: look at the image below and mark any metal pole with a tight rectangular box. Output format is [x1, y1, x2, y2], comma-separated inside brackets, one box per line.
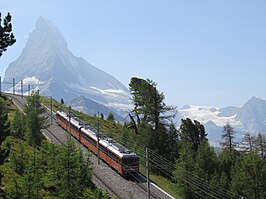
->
[28, 84, 30, 96]
[21, 80, 23, 97]
[146, 148, 150, 199]
[0, 76, 1, 94]
[97, 121, 100, 165]
[13, 78, 15, 95]
[50, 96, 53, 125]
[68, 106, 71, 134]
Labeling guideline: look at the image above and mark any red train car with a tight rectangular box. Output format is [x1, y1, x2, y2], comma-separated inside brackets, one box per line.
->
[56, 111, 139, 175]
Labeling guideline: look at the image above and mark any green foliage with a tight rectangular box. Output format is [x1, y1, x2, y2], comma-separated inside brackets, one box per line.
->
[24, 93, 47, 146]
[11, 110, 25, 139]
[231, 153, 266, 199]
[179, 118, 207, 151]
[0, 97, 10, 164]
[0, 97, 10, 144]
[100, 113, 104, 120]
[0, 12, 16, 57]
[220, 123, 236, 152]
[0, 136, 110, 199]
[128, 77, 178, 166]
[175, 140, 219, 198]
[0, 94, 111, 198]
[107, 112, 114, 122]
[53, 137, 92, 199]
[129, 77, 175, 131]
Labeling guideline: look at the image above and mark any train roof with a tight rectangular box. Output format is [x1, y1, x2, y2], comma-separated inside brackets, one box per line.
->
[56, 111, 137, 158]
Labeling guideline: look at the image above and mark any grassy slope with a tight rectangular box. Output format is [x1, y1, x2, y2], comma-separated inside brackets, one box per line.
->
[0, 94, 110, 199]
[40, 96, 182, 199]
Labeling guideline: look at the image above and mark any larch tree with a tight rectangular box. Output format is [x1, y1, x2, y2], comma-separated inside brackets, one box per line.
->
[11, 110, 26, 139]
[128, 77, 176, 157]
[0, 12, 16, 57]
[24, 93, 47, 146]
[220, 123, 236, 153]
[241, 132, 256, 153]
[129, 77, 175, 131]
[54, 137, 92, 199]
[231, 152, 266, 199]
[107, 112, 115, 122]
[179, 118, 207, 151]
[256, 133, 266, 158]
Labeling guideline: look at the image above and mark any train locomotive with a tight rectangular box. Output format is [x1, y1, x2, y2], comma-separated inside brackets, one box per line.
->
[55, 111, 139, 175]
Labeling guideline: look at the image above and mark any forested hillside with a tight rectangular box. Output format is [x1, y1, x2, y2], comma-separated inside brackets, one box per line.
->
[0, 93, 110, 199]
[122, 77, 266, 199]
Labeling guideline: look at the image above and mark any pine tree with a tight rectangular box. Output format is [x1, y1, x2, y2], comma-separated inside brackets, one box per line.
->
[241, 132, 256, 153]
[179, 118, 207, 151]
[128, 77, 176, 157]
[231, 152, 266, 199]
[0, 12, 16, 57]
[53, 137, 92, 199]
[256, 133, 266, 158]
[24, 93, 47, 146]
[0, 97, 10, 144]
[220, 123, 236, 152]
[21, 148, 43, 199]
[129, 77, 175, 131]
[0, 97, 10, 164]
[107, 112, 115, 122]
[11, 110, 25, 139]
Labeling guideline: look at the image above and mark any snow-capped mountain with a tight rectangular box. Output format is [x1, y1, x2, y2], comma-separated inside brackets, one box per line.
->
[4, 17, 131, 116]
[177, 97, 266, 146]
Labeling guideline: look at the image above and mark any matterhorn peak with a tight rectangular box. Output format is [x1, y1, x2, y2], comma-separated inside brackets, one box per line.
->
[4, 17, 130, 116]
[30, 16, 67, 50]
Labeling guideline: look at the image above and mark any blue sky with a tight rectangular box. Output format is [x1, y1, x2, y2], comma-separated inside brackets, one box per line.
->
[1, 0, 265, 108]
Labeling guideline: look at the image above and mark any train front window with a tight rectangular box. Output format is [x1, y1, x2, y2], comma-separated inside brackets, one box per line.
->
[122, 157, 139, 167]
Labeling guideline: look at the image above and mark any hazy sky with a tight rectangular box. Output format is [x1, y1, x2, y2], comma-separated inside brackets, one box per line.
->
[1, 0, 265, 108]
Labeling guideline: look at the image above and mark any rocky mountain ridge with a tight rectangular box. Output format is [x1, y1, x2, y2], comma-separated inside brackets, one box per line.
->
[4, 17, 131, 118]
[177, 97, 266, 146]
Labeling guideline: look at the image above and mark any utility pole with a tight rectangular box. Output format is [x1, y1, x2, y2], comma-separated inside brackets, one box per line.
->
[21, 80, 23, 97]
[13, 78, 15, 95]
[50, 96, 53, 125]
[28, 84, 30, 96]
[146, 148, 150, 199]
[68, 106, 71, 133]
[97, 121, 100, 165]
[0, 76, 1, 94]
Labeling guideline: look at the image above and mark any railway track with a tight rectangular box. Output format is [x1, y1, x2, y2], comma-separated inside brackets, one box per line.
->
[5, 93, 174, 199]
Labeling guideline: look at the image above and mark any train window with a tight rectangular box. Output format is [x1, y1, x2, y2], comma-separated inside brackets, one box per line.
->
[70, 124, 79, 132]
[56, 114, 65, 122]
[109, 151, 119, 163]
[99, 145, 107, 154]
[81, 133, 96, 146]
[122, 156, 139, 167]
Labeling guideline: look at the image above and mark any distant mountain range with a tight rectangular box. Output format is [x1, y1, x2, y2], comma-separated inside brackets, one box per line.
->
[176, 96, 266, 146]
[4, 17, 131, 121]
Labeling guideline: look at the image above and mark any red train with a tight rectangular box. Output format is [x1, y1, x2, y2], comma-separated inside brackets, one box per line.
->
[56, 111, 139, 175]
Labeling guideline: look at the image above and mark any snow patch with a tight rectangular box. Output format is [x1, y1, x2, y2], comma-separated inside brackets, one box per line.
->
[179, 105, 242, 127]
[90, 86, 130, 97]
